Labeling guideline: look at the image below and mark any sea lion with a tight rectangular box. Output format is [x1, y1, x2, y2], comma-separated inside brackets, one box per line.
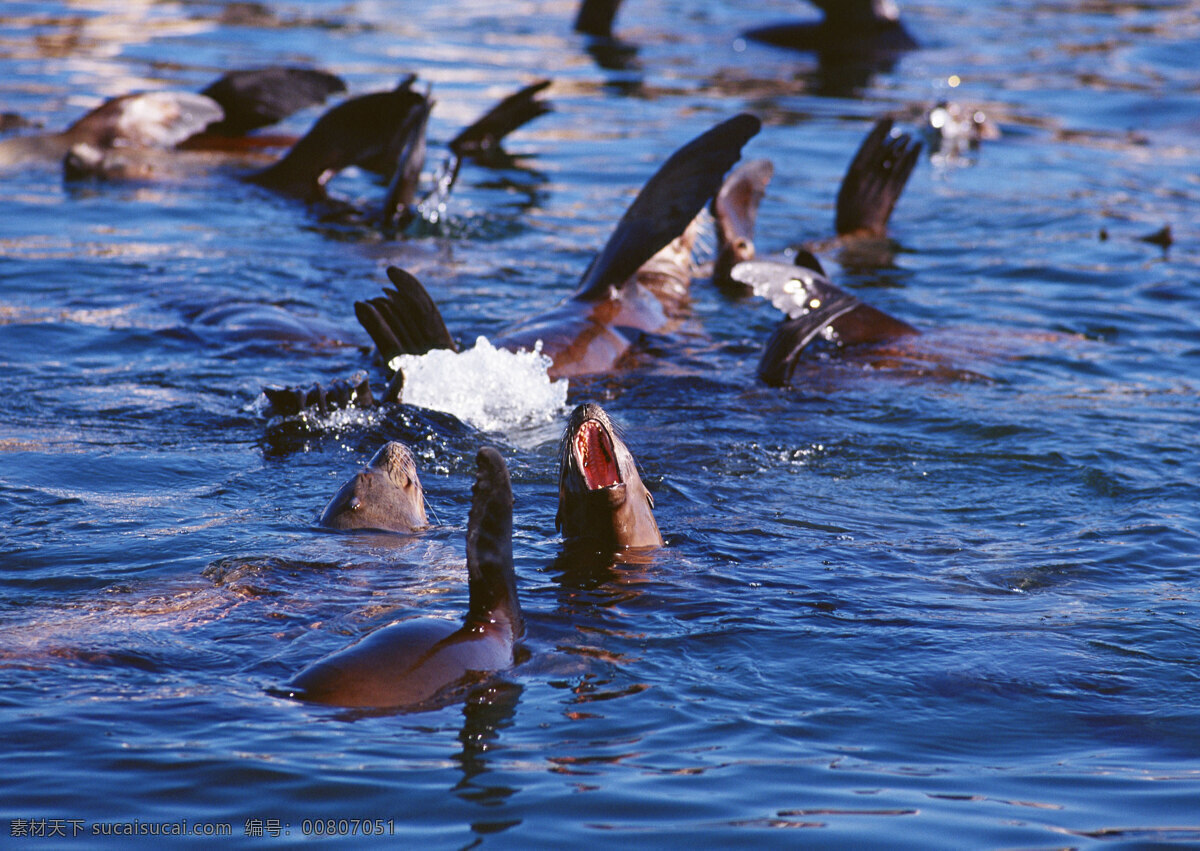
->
[283, 446, 522, 710]
[743, 1, 918, 58]
[55, 74, 550, 230]
[557, 403, 662, 550]
[351, 113, 762, 384]
[260, 114, 759, 425]
[708, 119, 924, 386]
[0, 67, 344, 170]
[318, 441, 428, 533]
[733, 257, 919, 386]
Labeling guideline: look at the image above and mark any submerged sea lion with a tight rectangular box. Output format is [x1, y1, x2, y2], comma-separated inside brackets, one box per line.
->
[735, 257, 919, 386]
[708, 119, 927, 386]
[743, 0, 918, 58]
[557, 403, 662, 550]
[350, 113, 762, 385]
[53, 74, 550, 229]
[0, 67, 344, 169]
[318, 441, 428, 533]
[283, 446, 522, 710]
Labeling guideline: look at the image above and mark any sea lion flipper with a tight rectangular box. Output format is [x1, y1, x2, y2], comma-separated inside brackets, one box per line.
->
[730, 260, 846, 319]
[575, 0, 624, 36]
[757, 294, 862, 387]
[746, 258, 920, 385]
[200, 67, 346, 137]
[835, 118, 922, 238]
[449, 80, 552, 158]
[574, 113, 762, 300]
[380, 100, 433, 226]
[249, 85, 430, 201]
[712, 158, 774, 289]
[353, 267, 457, 372]
[67, 91, 225, 151]
[466, 448, 522, 636]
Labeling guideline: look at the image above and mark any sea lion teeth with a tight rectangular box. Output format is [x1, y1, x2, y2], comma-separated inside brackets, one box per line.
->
[557, 403, 661, 550]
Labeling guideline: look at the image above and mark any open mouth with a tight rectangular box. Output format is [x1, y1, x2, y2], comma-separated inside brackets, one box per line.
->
[574, 419, 621, 490]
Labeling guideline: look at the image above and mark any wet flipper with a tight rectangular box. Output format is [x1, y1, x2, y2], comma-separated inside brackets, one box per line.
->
[261, 373, 374, 418]
[575, 113, 762, 300]
[736, 259, 919, 385]
[199, 67, 346, 137]
[757, 293, 863, 387]
[380, 97, 433, 228]
[248, 81, 430, 201]
[835, 118, 921, 238]
[354, 266, 458, 382]
[575, 0, 624, 36]
[466, 447, 522, 635]
[449, 80, 552, 158]
[712, 158, 774, 289]
[69, 91, 225, 150]
[404, 79, 553, 218]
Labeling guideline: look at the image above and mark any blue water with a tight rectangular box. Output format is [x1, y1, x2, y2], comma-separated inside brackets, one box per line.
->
[2, 0, 1199, 846]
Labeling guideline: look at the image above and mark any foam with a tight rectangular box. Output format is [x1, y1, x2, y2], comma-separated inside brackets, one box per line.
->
[391, 336, 568, 439]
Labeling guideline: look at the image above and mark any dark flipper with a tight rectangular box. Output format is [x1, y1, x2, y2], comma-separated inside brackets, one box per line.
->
[200, 67, 346, 137]
[757, 295, 863, 387]
[379, 97, 433, 228]
[354, 266, 458, 375]
[835, 118, 921, 238]
[449, 80, 552, 158]
[248, 81, 429, 201]
[712, 158, 774, 289]
[466, 447, 522, 635]
[736, 259, 919, 385]
[262, 373, 374, 418]
[574, 0, 624, 37]
[575, 113, 762, 301]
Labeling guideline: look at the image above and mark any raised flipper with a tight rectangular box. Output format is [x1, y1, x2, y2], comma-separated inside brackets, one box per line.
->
[712, 158, 774, 289]
[466, 447, 522, 634]
[354, 266, 458, 372]
[248, 81, 429, 202]
[574, 0, 624, 37]
[199, 67, 346, 137]
[574, 113, 762, 301]
[757, 293, 863, 387]
[449, 80, 552, 158]
[379, 98, 433, 228]
[835, 117, 921, 238]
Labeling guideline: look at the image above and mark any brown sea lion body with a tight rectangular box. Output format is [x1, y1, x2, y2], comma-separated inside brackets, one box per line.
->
[284, 447, 522, 710]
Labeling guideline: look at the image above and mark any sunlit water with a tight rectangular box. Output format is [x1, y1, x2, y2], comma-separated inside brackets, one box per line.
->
[2, 0, 1199, 846]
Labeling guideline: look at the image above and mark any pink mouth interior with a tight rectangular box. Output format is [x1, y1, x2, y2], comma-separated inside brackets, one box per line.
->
[576, 420, 620, 490]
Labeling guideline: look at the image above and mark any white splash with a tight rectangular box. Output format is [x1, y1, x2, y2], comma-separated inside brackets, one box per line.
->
[391, 336, 568, 437]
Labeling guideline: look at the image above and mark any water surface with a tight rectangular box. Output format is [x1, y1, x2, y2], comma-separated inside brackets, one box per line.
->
[2, 0, 1199, 846]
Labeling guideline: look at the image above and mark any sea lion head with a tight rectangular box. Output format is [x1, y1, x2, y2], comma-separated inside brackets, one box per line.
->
[318, 441, 427, 533]
[556, 403, 662, 550]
